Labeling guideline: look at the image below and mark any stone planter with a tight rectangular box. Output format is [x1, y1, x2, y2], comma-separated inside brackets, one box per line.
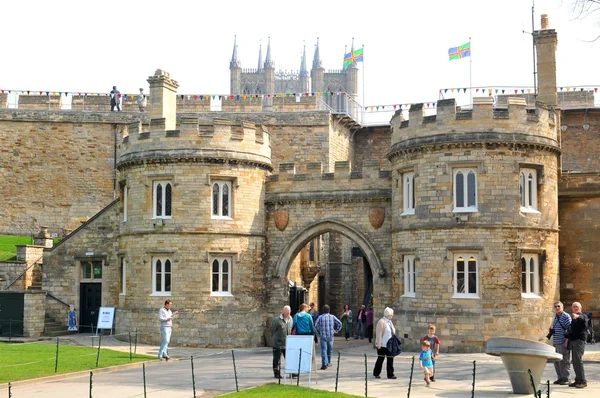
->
[486, 337, 562, 394]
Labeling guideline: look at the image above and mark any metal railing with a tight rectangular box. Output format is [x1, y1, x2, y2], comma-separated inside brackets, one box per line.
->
[3, 255, 43, 290]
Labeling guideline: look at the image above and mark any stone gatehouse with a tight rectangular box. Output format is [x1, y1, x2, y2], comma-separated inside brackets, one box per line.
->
[2, 17, 600, 352]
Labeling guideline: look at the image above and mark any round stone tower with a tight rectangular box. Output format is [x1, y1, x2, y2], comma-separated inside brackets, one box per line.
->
[116, 70, 272, 347]
[388, 97, 560, 352]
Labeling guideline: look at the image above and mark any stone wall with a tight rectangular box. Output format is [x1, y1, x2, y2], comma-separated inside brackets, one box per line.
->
[0, 261, 28, 290]
[23, 291, 45, 337]
[353, 126, 391, 171]
[18, 95, 62, 110]
[0, 93, 8, 108]
[0, 110, 139, 235]
[560, 109, 600, 172]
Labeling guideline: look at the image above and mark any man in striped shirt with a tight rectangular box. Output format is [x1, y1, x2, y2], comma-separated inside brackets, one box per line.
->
[315, 304, 342, 370]
[550, 301, 572, 385]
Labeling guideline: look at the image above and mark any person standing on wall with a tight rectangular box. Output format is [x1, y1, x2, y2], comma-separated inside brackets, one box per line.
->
[110, 86, 121, 112]
[158, 299, 178, 361]
[569, 302, 587, 389]
[270, 305, 293, 379]
[549, 301, 571, 386]
[315, 304, 342, 370]
[137, 88, 147, 112]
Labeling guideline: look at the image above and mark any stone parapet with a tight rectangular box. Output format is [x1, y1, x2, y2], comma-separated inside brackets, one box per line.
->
[390, 98, 559, 156]
[118, 118, 272, 171]
[18, 95, 62, 110]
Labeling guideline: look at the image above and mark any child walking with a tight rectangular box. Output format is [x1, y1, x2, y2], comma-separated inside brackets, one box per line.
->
[421, 324, 440, 381]
[419, 340, 434, 387]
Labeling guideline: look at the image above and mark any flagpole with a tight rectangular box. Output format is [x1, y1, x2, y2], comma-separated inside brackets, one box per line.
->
[361, 44, 365, 125]
[469, 36, 473, 106]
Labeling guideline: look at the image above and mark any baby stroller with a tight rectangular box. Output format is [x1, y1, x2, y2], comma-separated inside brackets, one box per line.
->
[586, 313, 595, 344]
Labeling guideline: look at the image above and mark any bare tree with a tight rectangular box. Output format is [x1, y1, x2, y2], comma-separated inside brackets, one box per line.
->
[569, 0, 600, 41]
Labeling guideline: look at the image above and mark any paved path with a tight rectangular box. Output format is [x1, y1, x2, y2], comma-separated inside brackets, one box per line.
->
[2, 334, 600, 397]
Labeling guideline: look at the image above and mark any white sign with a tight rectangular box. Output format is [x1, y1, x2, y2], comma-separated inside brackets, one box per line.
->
[285, 335, 314, 376]
[96, 307, 115, 335]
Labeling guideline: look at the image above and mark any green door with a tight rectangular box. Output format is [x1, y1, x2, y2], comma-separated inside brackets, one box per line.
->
[0, 293, 25, 336]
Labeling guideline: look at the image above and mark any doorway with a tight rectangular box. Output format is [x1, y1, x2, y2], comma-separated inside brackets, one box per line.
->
[80, 283, 101, 332]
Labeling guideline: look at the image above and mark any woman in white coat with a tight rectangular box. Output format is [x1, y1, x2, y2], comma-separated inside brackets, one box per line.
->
[373, 307, 396, 379]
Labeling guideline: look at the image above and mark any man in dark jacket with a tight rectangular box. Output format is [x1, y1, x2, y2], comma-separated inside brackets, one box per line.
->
[270, 305, 292, 379]
[568, 302, 587, 389]
[355, 305, 367, 339]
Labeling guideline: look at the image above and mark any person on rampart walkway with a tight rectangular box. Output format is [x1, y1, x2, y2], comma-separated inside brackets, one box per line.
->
[549, 300, 571, 385]
[110, 86, 121, 112]
[137, 88, 147, 112]
[569, 301, 588, 389]
[315, 304, 342, 370]
[270, 305, 293, 379]
[157, 299, 178, 361]
[373, 307, 396, 379]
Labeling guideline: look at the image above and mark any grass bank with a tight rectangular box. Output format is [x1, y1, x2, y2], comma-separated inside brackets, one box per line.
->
[219, 384, 365, 397]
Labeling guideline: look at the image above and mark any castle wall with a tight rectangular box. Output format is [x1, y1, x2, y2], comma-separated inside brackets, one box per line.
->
[18, 95, 62, 110]
[353, 126, 391, 171]
[560, 109, 600, 172]
[0, 111, 139, 235]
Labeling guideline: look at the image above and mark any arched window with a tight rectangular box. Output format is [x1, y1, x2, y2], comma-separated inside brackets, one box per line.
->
[211, 257, 232, 295]
[520, 168, 538, 212]
[153, 181, 172, 219]
[212, 181, 232, 219]
[153, 257, 172, 294]
[403, 255, 416, 297]
[521, 254, 540, 296]
[453, 168, 477, 212]
[402, 172, 415, 215]
[454, 254, 478, 297]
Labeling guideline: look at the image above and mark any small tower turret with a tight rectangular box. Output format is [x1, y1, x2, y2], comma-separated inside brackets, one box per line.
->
[534, 14, 558, 107]
[310, 38, 324, 93]
[264, 37, 275, 110]
[345, 38, 359, 98]
[299, 43, 309, 93]
[257, 42, 263, 73]
[230, 36, 242, 95]
[147, 69, 179, 131]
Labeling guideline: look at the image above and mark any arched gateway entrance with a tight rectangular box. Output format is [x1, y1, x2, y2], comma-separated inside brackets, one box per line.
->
[265, 161, 393, 320]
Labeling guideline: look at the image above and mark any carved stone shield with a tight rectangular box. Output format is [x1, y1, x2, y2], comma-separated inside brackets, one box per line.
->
[369, 207, 385, 230]
[274, 209, 289, 231]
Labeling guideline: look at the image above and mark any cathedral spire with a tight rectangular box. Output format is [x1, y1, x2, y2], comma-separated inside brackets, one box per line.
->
[347, 37, 357, 69]
[300, 43, 308, 77]
[312, 37, 322, 70]
[264, 37, 274, 69]
[257, 42, 263, 72]
[230, 35, 240, 69]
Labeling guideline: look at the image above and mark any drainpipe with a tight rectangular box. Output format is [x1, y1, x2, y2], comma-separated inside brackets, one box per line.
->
[113, 124, 118, 200]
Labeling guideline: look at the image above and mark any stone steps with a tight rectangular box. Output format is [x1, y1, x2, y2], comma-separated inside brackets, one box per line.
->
[44, 316, 77, 337]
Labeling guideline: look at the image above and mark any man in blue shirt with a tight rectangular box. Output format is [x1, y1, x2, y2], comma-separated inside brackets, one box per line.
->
[315, 304, 342, 370]
[550, 301, 571, 385]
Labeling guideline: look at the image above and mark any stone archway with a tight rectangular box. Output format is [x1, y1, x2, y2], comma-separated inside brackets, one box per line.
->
[274, 218, 385, 279]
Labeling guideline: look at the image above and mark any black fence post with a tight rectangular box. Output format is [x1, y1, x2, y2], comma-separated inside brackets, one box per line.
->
[546, 379, 550, 398]
[364, 353, 368, 398]
[191, 356, 197, 398]
[128, 331, 132, 361]
[231, 350, 239, 392]
[134, 327, 138, 354]
[335, 351, 341, 392]
[8, 382, 12, 398]
[95, 334, 102, 368]
[143, 363, 147, 398]
[55, 337, 60, 373]
[297, 349, 302, 387]
[527, 369, 540, 398]
[407, 356, 415, 398]
[471, 360, 477, 398]
[89, 371, 93, 398]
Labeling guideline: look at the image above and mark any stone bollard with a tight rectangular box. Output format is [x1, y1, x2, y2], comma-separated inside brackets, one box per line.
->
[486, 337, 562, 394]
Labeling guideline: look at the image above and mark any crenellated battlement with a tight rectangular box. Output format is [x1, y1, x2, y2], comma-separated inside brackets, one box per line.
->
[117, 117, 272, 170]
[266, 159, 391, 197]
[390, 97, 559, 155]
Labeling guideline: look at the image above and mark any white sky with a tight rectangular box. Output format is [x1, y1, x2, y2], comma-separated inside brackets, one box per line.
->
[2, 0, 599, 110]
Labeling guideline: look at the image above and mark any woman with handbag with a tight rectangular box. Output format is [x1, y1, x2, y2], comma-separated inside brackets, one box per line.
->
[373, 307, 397, 379]
[340, 304, 353, 341]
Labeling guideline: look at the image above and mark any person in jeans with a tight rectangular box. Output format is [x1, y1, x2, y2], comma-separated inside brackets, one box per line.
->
[315, 304, 342, 370]
[157, 299, 178, 360]
[355, 305, 366, 339]
[568, 302, 587, 389]
[270, 305, 293, 379]
[373, 307, 397, 379]
[550, 301, 571, 385]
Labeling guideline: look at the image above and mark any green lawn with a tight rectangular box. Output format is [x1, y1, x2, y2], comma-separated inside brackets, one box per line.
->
[0, 342, 154, 383]
[220, 384, 365, 397]
[0, 235, 33, 262]
[0, 235, 62, 262]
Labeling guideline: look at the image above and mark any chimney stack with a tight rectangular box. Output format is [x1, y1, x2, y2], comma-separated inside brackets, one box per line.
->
[534, 14, 558, 107]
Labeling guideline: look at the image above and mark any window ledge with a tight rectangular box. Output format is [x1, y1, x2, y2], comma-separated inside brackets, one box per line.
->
[400, 210, 415, 216]
[520, 207, 541, 214]
[401, 293, 416, 298]
[453, 208, 478, 213]
[211, 292, 234, 297]
[150, 292, 172, 297]
[119, 293, 126, 296]
[521, 293, 542, 299]
[152, 216, 172, 220]
[452, 294, 480, 299]
[211, 216, 234, 221]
